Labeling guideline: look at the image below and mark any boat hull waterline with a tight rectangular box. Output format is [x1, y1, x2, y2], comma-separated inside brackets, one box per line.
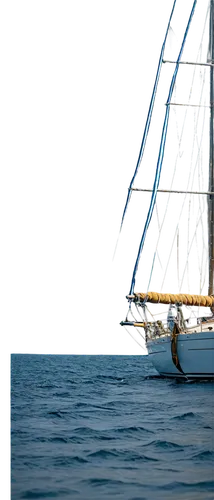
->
[147, 331, 214, 379]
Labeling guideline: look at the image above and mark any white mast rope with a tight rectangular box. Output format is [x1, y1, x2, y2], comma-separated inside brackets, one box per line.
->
[123, 325, 146, 351]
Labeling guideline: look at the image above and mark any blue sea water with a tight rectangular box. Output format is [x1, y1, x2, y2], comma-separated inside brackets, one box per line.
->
[11, 354, 214, 500]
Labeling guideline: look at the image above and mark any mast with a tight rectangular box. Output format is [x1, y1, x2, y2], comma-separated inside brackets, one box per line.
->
[175, 226, 181, 290]
[208, 0, 214, 296]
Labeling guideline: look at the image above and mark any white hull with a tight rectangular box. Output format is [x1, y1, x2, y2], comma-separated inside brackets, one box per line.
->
[147, 331, 214, 379]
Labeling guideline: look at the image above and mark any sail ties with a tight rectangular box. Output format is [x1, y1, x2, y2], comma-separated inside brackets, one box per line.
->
[127, 291, 214, 308]
[171, 323, 185, 375]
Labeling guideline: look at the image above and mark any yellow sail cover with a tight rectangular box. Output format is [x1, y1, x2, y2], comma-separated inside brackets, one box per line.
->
[132, 292, 214, 307]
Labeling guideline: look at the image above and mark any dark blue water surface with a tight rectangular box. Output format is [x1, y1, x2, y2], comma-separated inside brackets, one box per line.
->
[11, 355, 214, 499]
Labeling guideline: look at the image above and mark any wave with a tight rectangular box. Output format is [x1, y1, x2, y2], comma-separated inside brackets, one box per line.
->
[36, 384, 59, 389]
[72, 425, 154, 442]
[82, 478, 125, 487]
[32, 432, 116, 445]
[155, 467, 180, 472]
[21, 491, 58, 498]
[114, 425, 154, 435]
[74, 402, 116, 412]
[49, 437, 68, 443]
[87, 448, 159, 462]
[87, 449, 119, 459]
[191, 450, 214, 461]
[158, 480, 214, 491]
[130, 497, 147, 500]
[20, 488, 77, 498]
[52, 392, 71, 398]
[171, 412, 197, 420]
[21, 488, 58, 499]
[82, 477, 143, 488]
[96, 375, 125, 382]
[53, 455, 88, 466]
[124, 452, 159, 462]
[72, 427, 117, 441]
[148, 440, 184, 450]
[47, 411, 64, 418]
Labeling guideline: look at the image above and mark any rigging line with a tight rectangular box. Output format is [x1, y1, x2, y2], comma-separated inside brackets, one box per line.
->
[123, 325, 146, 351]
[144, 2, 209, 286]
[146, 65, 202, 289]
[113, 0, 178, 262]
[208, 0, 214, 298]
[129, 0, 197, 296]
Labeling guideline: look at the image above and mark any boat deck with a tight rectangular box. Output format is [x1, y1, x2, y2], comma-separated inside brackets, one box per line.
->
[184, 319, 214, 334]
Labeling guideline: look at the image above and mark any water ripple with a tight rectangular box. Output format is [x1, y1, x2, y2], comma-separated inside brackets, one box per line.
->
[11, 355, 214, 500]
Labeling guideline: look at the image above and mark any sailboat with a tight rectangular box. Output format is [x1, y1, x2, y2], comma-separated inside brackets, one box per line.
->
[120, 0, 214, 379]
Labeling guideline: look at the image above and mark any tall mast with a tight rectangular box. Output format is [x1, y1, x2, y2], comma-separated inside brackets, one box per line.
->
[176, 226, 181, 290]
[208, 0, 214, 296]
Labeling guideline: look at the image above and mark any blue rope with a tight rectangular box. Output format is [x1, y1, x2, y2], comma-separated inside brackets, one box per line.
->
[115, 0, 177, 232]
[128, 0, 198, 295]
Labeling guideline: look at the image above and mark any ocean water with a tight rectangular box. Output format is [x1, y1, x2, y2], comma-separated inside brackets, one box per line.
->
[11, 355, 214, 500]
